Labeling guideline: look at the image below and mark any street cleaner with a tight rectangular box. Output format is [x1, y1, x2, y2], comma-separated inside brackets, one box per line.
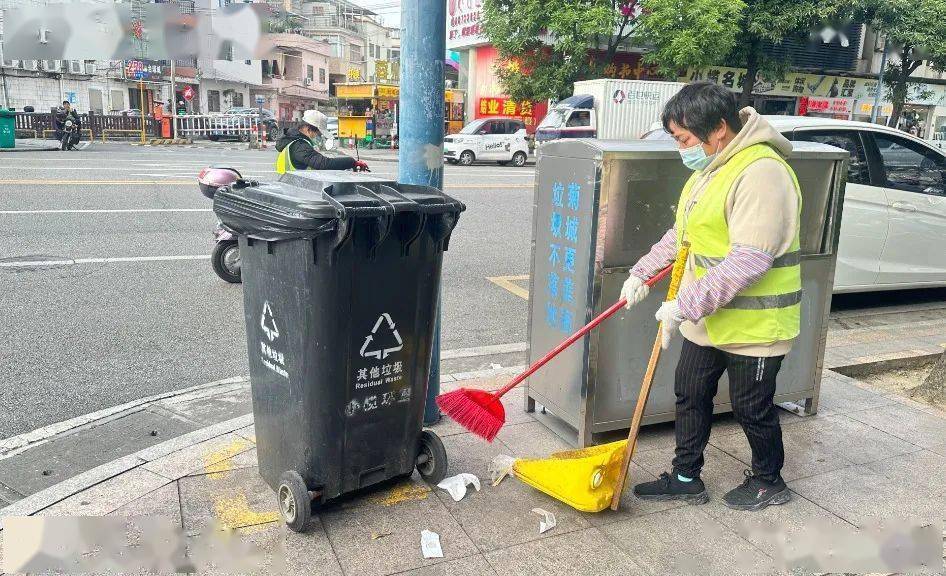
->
[620, 82, 802, 511]
[275, 109, 369, 173]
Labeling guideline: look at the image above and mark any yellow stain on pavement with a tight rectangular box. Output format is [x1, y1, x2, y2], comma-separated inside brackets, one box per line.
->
[370, 482, 431, 507]
[203, 437, 255, 480]
[212, 492, 280, 530]
[487, 275, 530, 300]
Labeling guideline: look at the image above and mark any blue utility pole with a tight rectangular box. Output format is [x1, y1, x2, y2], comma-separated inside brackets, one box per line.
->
[399, 0, 446, 425]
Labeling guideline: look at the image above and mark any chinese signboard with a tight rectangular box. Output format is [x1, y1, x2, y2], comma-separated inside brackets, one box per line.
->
[336, 84, 374, 99]
[799, 96, 853, 116]
[374, 60, 400, 83]
[544, 180, 584, 336]
[447, 0, 487, 50]
[377, 85, 400, 99]
[124, 60, 163, 81]
[680, 67, 880, 100]
[476, 97, 544, 127]
[347, 67, 363, 82]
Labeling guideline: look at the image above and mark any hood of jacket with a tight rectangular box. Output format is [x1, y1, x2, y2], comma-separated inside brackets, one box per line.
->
[702, 107, 793, 174]
[275, 127, 309, 152]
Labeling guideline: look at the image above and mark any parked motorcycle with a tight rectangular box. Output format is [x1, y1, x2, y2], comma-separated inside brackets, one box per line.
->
[198, 166, 244, 283]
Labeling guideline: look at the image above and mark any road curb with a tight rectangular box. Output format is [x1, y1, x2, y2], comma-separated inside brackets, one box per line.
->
[0, 365, 525, 520]
[0, 376, 249, 459]
[0, 414, 253, 521]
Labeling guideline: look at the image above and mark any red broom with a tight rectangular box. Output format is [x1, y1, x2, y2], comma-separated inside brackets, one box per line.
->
[436, 264, 674, 441]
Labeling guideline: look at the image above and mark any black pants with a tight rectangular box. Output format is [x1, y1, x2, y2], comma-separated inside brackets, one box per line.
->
[671, 338, 785, 483]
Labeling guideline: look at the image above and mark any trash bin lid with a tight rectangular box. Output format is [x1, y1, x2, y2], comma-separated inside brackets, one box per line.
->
[213, 170, 465, 241]
[0, 109, 15, 118]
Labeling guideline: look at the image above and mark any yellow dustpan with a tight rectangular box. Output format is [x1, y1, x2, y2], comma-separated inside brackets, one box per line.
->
[512, 439, 627, 513]
[511, 244, 691, 513]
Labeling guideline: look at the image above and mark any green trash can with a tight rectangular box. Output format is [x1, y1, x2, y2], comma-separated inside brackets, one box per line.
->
[0, 109, 15, 149]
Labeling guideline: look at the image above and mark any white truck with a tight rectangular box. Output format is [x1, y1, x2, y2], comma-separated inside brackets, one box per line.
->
[535, 79, 686, 144]
[443, 117, 531, 167]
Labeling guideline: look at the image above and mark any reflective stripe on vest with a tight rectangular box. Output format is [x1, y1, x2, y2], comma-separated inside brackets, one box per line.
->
[674, 143, 803, 345]
[275, 139, 307, 174]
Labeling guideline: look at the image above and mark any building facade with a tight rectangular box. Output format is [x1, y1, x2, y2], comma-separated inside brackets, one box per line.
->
[255, 32, 332, 121]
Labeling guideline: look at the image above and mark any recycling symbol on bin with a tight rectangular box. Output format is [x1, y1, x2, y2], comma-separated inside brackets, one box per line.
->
[359, 313, 403, 360]
[260, 302, 280, 342]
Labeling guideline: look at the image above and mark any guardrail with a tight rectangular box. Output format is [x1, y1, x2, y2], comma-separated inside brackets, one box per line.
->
[14, 112, 160, 139]
[174, 114, 268, 142]
[42, 128, 94, 141]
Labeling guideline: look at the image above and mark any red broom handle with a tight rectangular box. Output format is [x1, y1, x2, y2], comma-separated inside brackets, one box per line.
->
[489, 264, 674, 400]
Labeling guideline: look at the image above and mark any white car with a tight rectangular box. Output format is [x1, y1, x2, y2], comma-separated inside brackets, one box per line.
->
[444, 118, 531, 167]
[643, 116, 946, 293]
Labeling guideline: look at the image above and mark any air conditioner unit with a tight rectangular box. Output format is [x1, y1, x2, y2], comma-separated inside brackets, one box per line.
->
[24, 60, 39, 70]
[70, 60, 83, 73]
[304, 77, 312, 86]
[84, 61, 95, 75]
[1, 60, 16, 68]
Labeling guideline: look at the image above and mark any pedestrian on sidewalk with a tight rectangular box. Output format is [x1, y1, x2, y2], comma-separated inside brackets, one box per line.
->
[620, 82, 802, 511]
[275, 110, 368, 173]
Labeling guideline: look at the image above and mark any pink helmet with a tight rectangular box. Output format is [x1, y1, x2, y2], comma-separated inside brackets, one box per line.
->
[198, 166, 242, 199]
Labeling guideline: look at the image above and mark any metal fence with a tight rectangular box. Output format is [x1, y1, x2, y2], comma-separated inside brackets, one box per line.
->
[173, 114, 264, 142]
[13, 112, 160, 140]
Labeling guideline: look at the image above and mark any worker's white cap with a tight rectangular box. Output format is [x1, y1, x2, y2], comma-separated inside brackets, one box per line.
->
[301, 109, 328, 133]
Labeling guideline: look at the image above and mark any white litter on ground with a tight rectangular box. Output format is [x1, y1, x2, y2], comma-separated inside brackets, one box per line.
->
[436, 473, 481, 502]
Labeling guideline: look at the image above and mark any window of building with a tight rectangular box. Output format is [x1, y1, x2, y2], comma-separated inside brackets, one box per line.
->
[319, 68, 326, 84]
[390, 49, 400, 61]
[231, 92, 244, 107]
[350, 44, 362, 61]
[207, 90, 221, 112]
[307, 65, 314, 80]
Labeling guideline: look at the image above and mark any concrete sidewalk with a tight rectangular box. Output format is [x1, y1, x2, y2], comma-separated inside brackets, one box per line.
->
[2, 361, 945, 575]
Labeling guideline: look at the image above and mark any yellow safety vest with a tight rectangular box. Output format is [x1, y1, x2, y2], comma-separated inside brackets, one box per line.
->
[674, 143, 803, 346]
[275, 138, 309, 174]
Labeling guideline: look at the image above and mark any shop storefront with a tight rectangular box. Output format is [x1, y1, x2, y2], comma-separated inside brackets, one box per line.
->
[335, 83, 466, 145]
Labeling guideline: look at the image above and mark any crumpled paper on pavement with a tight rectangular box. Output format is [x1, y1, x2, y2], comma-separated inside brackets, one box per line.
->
[420, 530, 444, 559]
[436, 473, 481, 502]
[488, 455, 517, 486]
[532, 508, 557, 534]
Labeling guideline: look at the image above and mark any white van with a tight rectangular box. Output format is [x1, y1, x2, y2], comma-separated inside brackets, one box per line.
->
[444, 118, 531, 167]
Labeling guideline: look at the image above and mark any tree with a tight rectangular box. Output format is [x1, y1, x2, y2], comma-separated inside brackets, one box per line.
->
[860, 0, 946, 128]
[481, 0, 643, 101]
[639, 0, 851, 107]
[633, 0, 745, 79]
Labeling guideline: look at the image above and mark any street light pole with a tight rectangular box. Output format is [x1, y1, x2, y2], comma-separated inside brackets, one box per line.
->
[871, 35, 889, 125]
[170, 59, 178, 139]
[399, 0, 446, 425]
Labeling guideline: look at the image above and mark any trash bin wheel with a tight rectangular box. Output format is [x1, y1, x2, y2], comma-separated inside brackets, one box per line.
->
[416, 430, 447, 485]
[277, 471, 312, 533]
[211, 240, 242, 283]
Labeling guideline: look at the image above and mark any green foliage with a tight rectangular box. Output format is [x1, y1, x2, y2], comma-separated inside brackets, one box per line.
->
[863, 0, 946, 70]
[481, 0, 636, 100]
[635, 0, 744, 77]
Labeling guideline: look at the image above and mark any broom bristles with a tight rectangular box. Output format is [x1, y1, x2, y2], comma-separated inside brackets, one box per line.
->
[436, 388, 505, 442]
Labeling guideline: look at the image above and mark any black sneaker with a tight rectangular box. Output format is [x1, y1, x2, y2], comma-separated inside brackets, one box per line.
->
[633, 472, 709, 504]
[723, 469, 791, 511]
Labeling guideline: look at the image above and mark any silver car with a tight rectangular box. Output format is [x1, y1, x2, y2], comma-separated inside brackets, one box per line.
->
[643, 116, 946, 293]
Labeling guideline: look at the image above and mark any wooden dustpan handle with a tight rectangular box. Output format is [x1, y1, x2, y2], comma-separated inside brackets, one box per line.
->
[610, 242, 690, 511]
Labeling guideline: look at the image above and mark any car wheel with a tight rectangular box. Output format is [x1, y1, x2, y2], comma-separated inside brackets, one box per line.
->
[458, 150, 475, 166]
[512, 152, 527, 167]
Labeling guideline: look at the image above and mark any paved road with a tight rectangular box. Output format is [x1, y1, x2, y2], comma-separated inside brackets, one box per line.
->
[0, 143, 535, 438]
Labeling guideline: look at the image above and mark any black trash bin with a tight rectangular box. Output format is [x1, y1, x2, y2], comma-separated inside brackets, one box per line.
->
[214, 171, 465, 532]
